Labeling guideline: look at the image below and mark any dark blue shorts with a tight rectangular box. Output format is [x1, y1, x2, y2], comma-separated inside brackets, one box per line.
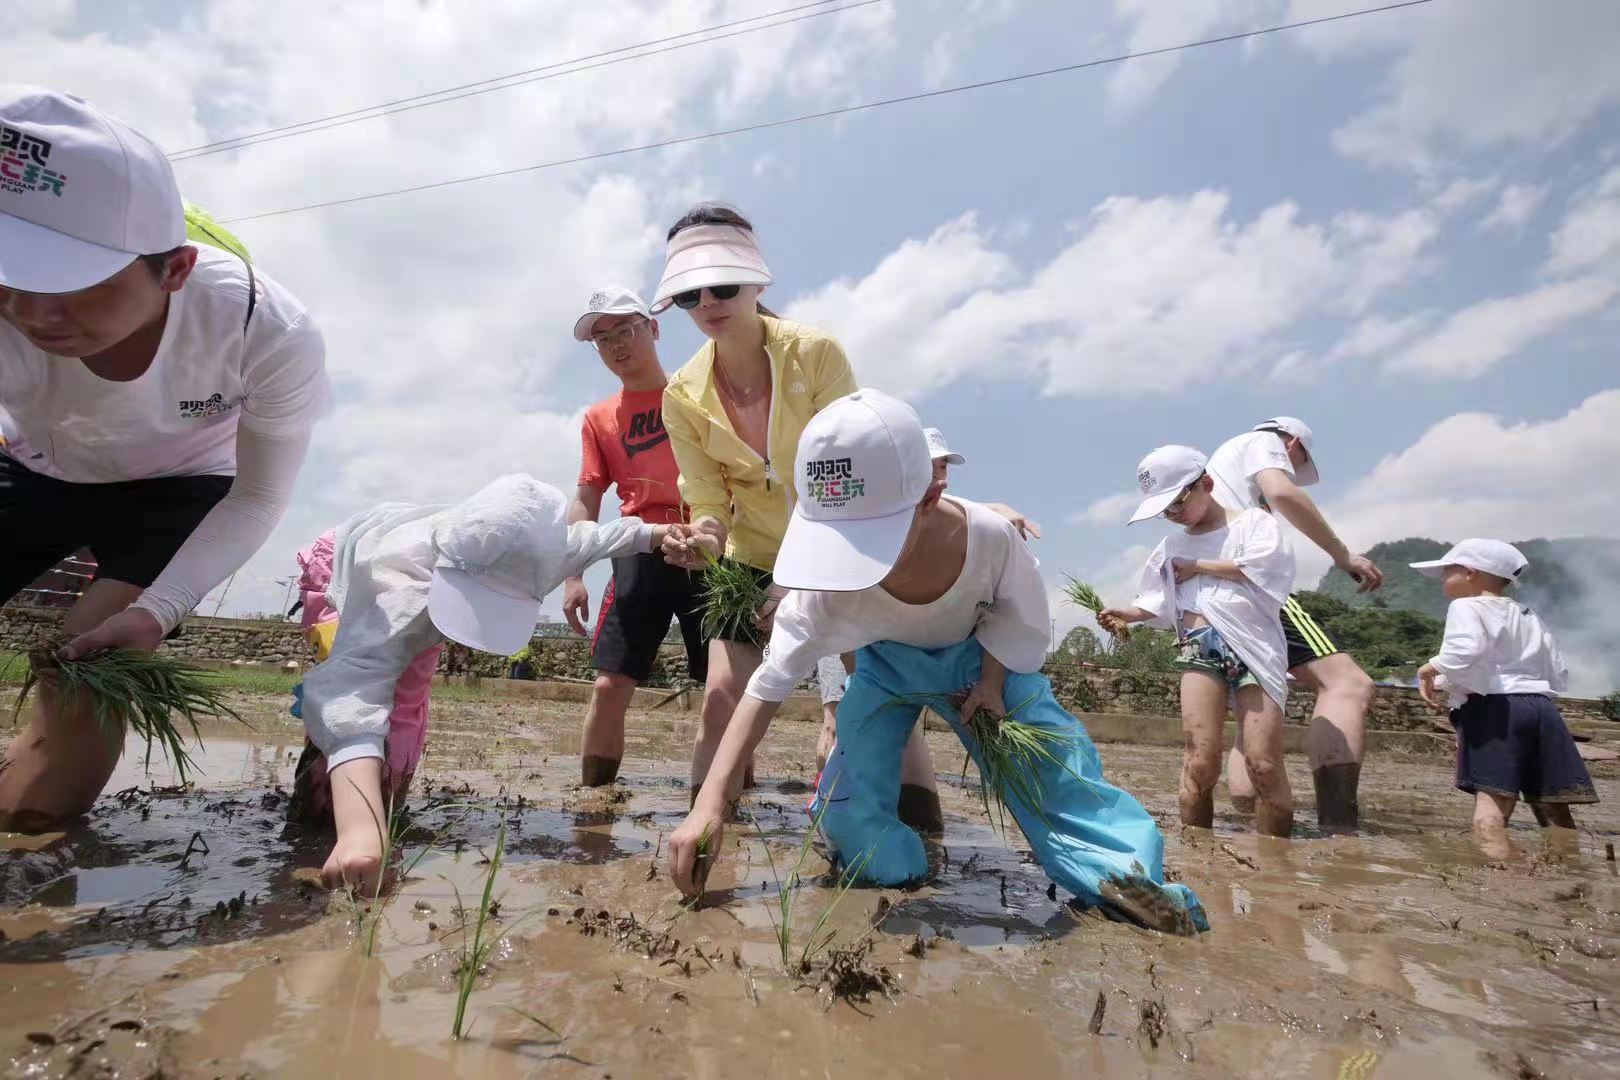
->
[1452, 693, 1598, 805]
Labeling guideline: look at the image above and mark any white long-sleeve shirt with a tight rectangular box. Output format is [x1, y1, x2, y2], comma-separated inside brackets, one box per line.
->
[744, 498, 1051, 703]
[1430, 595, 1568, 710]
[301, 504, 654, 767]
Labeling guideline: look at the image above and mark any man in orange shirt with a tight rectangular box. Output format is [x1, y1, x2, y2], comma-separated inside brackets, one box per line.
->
[563, 287, 706, 785]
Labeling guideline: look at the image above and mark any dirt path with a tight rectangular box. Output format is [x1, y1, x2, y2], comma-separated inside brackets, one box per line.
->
[3, 692, 1617, 1078]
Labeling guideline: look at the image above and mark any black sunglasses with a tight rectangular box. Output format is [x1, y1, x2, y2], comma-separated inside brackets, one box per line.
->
[672, 283, 741, 309]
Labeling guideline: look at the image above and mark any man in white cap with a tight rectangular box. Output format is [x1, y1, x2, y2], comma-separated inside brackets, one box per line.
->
[0, 86, 328, 831]
[667, 389, 1208, 935]
[301, 474, 681, 893]
[562, 286, 709, 787]
[1204, 417, 1380, 833]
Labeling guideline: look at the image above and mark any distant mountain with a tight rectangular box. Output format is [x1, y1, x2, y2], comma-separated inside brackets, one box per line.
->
[1315, 536, 1620, 696]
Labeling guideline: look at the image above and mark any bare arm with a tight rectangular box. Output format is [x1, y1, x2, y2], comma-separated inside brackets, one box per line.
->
[561, 485, 605, 635]
[1255, 469, 1383, 591]
[668, 693, 783, 894]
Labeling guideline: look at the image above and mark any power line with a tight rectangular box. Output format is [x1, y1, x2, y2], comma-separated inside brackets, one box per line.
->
[168, 0, 874, 161]
[220, 0, 1435, 225]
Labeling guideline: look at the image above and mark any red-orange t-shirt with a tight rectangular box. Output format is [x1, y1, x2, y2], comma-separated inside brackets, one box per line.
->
[578, 388, 685, 526]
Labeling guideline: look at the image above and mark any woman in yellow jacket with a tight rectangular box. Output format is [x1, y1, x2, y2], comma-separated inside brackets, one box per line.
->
[656, 204, 940, 821]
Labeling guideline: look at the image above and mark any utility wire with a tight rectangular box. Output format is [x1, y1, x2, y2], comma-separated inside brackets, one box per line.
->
[220, 0, 1435, 225]
[168, 0, 873, 160]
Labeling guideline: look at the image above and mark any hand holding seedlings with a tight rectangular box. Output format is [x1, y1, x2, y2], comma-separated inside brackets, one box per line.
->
[1064, 576, 1131, 642]
[59, 607, 166, 660]
[669, 806, 725, 898]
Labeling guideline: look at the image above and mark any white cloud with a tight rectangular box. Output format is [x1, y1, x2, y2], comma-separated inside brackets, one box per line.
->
[1328, 389, 1620, 556]
[1388, 278, 1618, 379]
[1326, 311, 1433, 362]
[1478, 182, 1548, 233]
[1105, 0, 1270, 110]
[1, 1, 903, 617]
[789, 190, 1439, 400]
[1070, 492, 1140, 527]
[1431, 176, 1497, 216]
[1546, 166, 1620, 278]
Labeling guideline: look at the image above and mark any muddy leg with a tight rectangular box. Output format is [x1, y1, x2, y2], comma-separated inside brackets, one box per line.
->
[1228, 728, 1255, 814]
[1530, 802, 1575, 829]
[0, 580, 140, 831]
[581, 672, 637, 786]
[1292, 654, 1372, 833]
[1236, 686, 1293, 838]
[1178, 672, 1226, 830]
[897, 716, 942, 834]
[1472, 791, 1515, 860]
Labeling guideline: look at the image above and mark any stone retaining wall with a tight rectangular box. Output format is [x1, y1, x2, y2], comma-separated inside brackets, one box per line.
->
[4, 604, 1610, 728]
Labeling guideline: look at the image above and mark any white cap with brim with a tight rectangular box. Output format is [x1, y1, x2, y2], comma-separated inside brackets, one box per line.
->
[0, 85, 185, 294]
[1253, 416, 1319, 486]
[771, 388, 934, 593]
[424, 474, 573, 655]
[924, 427, 965, 465]
[1409, 538, 1528, 584]
[1128, 444, 1209, 524]
[650, 223, 771, 313]
[572, 284, 651, 341]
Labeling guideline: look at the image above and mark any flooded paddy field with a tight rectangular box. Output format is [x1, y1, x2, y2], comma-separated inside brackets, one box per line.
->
[2, 689, 1617, 1078]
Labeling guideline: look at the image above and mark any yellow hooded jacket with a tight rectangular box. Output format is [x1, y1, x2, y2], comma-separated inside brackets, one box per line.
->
[662, 317, 856, 572]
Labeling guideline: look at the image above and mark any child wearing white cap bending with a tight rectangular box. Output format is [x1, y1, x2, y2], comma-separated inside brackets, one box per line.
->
[1099, 446, 1297, 837]
[667, 390, 1207, 934]
[1412, 540, 1596, 854]
[300, 474, 679, 895]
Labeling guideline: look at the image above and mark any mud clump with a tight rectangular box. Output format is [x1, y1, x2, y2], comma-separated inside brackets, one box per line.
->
[11, 1004, 175, 1080]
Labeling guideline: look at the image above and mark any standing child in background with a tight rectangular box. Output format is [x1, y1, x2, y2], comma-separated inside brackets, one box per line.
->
[1100, 445, 1297, 838]
[285, 530, 443, 829]
[1412, 540, 1596, 856]
[298, 474, 679, 895]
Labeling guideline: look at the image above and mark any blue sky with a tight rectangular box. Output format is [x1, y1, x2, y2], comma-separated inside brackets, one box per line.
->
[5, 1, 1618, 662]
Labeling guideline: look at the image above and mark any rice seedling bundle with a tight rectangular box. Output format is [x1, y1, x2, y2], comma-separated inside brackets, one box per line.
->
[11, 641, 243, 783]
[698, 552, 770, 642]
[1062, 574, 1130, 641]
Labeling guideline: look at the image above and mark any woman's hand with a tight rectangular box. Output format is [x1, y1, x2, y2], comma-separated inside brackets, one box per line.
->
[662, 523, 721, 570]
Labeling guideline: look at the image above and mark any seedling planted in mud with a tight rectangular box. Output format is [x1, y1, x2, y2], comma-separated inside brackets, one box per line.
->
[451, 820, 507, 1040]
[351, 781, 477, 957]
[753, 780, 874, 974]
[10, 642, 245, 784]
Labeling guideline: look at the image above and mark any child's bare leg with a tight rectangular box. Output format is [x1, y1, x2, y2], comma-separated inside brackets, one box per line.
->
[1178, 672, 1227, 829]
[580, 672, 637, 786]
[1235, 686, 1293, 838]
[1227, 729, 1255, 814]
[323, 756, 388, 894]
[1471, 791, 1515, 859]
[898, 716, 943, 834]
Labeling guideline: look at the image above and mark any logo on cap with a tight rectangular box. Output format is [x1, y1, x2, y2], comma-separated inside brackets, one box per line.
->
[805, 457, 865, 507]
[1137, 469, 1154, 493]
[588, 290, 609, 309]
[0, 125, 66, 197]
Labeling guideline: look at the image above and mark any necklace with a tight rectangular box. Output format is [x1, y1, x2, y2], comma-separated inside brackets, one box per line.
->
[713, 355, 768, 407]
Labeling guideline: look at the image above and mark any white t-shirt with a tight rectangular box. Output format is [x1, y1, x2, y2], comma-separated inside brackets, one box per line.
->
[1430, 595, 1569, 709]
[1132, 508, 1295, 707]
[0, 245, 327, 482]
[1206, 430, 1295, 514]
[745, 498, 1051, 703]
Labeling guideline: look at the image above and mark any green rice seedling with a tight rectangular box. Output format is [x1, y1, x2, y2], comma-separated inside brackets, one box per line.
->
[451, 820, 507, 1040]
[753, 779, 872, 974]
[12, 642, 244, 784]
[697, 551, 769, 643]
[1062, 574, 1129, 641]
[351, 781, 478, 957]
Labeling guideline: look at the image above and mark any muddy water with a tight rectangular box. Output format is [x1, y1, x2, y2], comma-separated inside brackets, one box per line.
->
[2, 691, 1617, 1079]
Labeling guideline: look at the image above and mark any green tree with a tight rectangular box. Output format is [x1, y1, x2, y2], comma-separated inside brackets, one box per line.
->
[1054, 626, 1103, 663]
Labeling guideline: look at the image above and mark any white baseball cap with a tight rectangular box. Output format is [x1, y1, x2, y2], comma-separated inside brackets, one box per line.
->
[427, 474, 575, 655]
[773, 388, 933, 592]
[1128, 445, 1209, 524]
[1253, 416, 1319, 486]
[924, 427, 965, 465]
[573, 285, 651, 341]
[1410, 539, 1528, 584]
[650, 223, 772, 313]
[0, 85, 185, 294]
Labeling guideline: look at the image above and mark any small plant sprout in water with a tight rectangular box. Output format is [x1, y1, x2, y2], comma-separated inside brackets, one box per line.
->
[10, 641, 246, 784]
[351, 781, 477, 957]
[753, 778, 875, 975]
[448, 821, 548, 1041]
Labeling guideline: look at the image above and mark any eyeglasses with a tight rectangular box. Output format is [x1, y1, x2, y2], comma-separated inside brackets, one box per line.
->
[589, 319, 646, 351]
[1162, 475, 1203, 518]
[672, 283, 741, 310]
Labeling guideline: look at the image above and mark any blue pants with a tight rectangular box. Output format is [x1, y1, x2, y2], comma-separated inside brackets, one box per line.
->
[814, 639, 1207, 932]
